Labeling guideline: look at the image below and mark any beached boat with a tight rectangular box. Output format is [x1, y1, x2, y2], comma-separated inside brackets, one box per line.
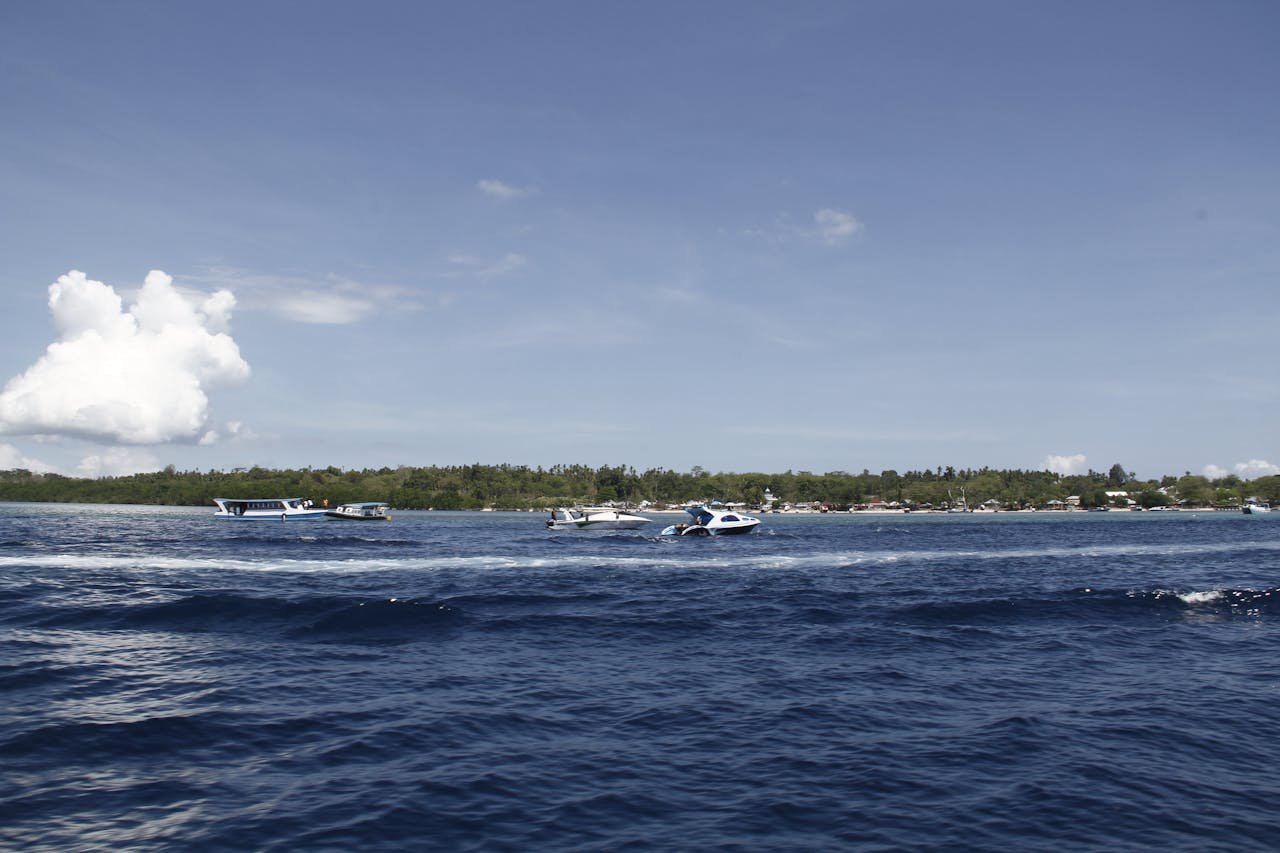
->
[546, 507, 651, 530]
[212, 497, 328, 521]
[326, 501, 392, 521]
[947, 488, 973, 513]
[661, 505, 760, 536]
[1242, 500, 1272, 515]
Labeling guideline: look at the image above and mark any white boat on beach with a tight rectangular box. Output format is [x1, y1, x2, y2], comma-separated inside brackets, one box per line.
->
[546, 507, 651, 530]
[326, 501, 392, 521]
[661, 505, 760, 536]
[212, 497, 328, 520]
[947, 488, 973, 513]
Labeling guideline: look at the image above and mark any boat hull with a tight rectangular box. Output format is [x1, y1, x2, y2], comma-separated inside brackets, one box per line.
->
[661, 521, 760, 535]
[214, 510, 328, 521]
[711, 522, 759, 534]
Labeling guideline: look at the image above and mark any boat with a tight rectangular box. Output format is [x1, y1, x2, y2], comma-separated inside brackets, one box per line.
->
[660, 505, 760, 536]
[1242, 500, 1272, 515]
[212, 497, 328, 520]
[546, 507, 651, 530]
[326, 501, 392, 521]
[947, 487, 973, 513]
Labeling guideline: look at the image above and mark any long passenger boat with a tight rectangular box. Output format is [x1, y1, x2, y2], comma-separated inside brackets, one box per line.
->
[212, 497, 328, 520]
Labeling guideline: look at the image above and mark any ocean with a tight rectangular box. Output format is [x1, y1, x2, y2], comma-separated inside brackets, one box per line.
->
[2, 503, 1279, 851]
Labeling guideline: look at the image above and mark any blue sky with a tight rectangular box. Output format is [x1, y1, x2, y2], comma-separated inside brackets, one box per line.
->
[1, 1, 1277, 480]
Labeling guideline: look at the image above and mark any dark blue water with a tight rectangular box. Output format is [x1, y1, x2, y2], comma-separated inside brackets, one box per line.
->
[3, 504, 1280, 851]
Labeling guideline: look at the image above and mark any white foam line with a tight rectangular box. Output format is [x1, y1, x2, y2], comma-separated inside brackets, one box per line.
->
[3, 539, 1280, 575]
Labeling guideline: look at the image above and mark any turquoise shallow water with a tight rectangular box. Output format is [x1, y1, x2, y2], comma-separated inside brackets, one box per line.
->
[3, 504, 1279, 850]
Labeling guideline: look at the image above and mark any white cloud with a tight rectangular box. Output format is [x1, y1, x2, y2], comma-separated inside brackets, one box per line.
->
[199, 420, 259, 446]
[813, 208, 864, 245]
[747, 208, 865, 246]
[77, 447, 161, 478]
[1237, 459, 1280, 478]
[446, 252, 529, 280]
[1042, 453, 1088, 475]
[0, 443, 55, 473]
[271, 291, 375, 324]
[189, 267, 415, 325]
[1205, 459, 1280, 480]
[477, 178, 536, 200]
[0, 270, 250, 445]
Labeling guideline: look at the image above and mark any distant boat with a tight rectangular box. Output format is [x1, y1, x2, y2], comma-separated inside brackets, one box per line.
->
[213, 497, 327, 521]
[547, 507, 650, 531]
[661, 505, 760, 536]
[947, 488, 973, 513]
[326, 501, 392, 521]
[1242, 501, 1272, 516]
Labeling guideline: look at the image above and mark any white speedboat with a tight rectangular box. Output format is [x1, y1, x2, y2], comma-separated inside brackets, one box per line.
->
[546, 507, 651, 530]
[326, 501, 392, 521]
[1242, 501, 1272, 515]
[661, 505, 760, 536]
[213, 497, 328, 520]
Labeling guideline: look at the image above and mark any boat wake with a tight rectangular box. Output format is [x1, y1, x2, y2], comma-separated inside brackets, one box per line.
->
[3, 538, 1280, 574]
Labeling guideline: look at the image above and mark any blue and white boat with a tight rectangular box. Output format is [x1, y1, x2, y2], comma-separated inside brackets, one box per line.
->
[1242, 500, 1272, 516]
[212, 497, 328, 520]
[661, 505, 760, 536]
[326, 501, 392, 521]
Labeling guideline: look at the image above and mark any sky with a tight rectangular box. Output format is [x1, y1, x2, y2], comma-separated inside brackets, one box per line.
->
[0, 1, 1277, 481]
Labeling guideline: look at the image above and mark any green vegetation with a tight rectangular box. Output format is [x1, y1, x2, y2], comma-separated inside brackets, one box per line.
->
[1, 462, 1276, 511]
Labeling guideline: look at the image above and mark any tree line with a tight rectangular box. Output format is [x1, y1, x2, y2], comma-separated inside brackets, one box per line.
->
[0, 462, 1276, 510]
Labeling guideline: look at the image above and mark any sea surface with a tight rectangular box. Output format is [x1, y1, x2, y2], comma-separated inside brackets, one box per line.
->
[3, 503, 1279, 851]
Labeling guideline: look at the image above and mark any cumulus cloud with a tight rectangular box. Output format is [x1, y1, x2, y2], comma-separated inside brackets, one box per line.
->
[0, 442, 55, 472]
[199, 420, 259, 446]
[1236, 459, 1280, 478]
[813, 208, 864, 245]
[1042, 453, 1088, 476]
[0, 270, 250, 445]
[1204, 459, 1280, 480]
[77, 447, 161, 478]
[477, 178, 536, 200]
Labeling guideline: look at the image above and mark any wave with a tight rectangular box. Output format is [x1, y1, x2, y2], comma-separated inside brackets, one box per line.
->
[0, 713, 242, 762]
[295, 597, 463, 642]
[894, 586, 1280, 625]
[3, 538, 1280, 574]
[219, 533, 422, 547]
[9, 583, 1277, 648]
[9, 592, 463, 644]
